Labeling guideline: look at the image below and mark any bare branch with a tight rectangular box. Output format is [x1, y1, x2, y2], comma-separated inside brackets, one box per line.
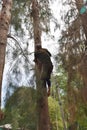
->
[7, 34, 34, 64]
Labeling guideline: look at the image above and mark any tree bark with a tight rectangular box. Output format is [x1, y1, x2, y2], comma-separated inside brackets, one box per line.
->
[0, 0, 13, 107]
[75, 0, 87, 103]
[75, 0, 87, 46]
[31, 0, 50, 130]
[67, 66, 77, 129]
[75, 0, 87, 38]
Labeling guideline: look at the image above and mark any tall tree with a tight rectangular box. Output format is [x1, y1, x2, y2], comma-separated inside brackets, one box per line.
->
[0, 0, 53, 128]
[0, 0, 13, 108]
[57, 0, 87, 129]
[31, 0, 50, 130]
[75, 0, 87, 103]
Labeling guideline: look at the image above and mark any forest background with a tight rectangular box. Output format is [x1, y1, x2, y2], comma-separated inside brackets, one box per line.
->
[0, 0, 87, 130]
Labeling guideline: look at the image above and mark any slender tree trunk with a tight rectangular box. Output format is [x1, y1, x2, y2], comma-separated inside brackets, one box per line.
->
[57, 85, 67, 130]
[0, 0, 13, 108]
[31, 0, 50, 130]
[67, 61, 77, 129]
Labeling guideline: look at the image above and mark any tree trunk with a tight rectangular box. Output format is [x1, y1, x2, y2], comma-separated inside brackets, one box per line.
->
[0, 0, 13, 108]
[57, 85, 67, 130]
[66, 58, 77, 129]
[75, 0, 87, 103]
[66, 0, 87, 129]
[75, 0, 87, 38]
[31, 0, 50, 130]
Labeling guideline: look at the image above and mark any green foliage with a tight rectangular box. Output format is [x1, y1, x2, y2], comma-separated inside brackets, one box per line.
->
[11, 0, 27, 33]
[76, 104, 87, 129]
[11, 0, 53, 35]
[2, 87, 37, 130]
[1, 86, 64, 130]
[48, 97, 63, 130]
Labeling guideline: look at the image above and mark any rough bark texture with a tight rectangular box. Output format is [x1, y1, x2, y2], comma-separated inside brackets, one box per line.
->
[75, 0, 87, 103]
[75, 0, 87, 38]
[0, 0, 12, 107]
[32, 0, 50, 130]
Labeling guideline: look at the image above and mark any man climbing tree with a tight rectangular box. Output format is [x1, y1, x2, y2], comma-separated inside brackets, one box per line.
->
[34, 44, 53, 96]
[32, 0, 51, 129]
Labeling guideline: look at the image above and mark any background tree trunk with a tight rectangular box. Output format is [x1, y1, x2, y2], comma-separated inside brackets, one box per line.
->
[31, 0, 50, 130]
[0, 0, 13, 108]
[75, 0, 87, 38]
[67, 64, 77, 130]
[75, 0, 87, 103]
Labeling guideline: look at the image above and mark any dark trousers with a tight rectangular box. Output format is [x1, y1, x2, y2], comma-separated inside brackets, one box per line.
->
[40, 63, 53, 87]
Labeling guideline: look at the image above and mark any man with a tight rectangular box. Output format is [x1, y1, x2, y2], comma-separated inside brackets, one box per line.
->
[34, 44, 53, 96]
